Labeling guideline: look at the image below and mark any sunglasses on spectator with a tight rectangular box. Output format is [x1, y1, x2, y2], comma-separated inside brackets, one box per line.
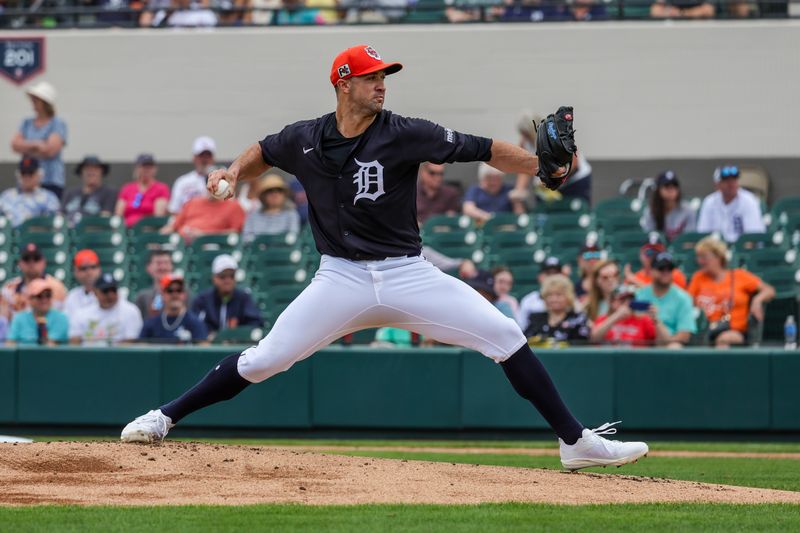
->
[164, 287, 184, 294]
[78, 264, 99, 272]
[656, 265, 674, 272]
[718, 166, 739, 179]
[100, 287, 118, 295]
[132, 191, 144, 209]
[21, 255, 43, 263]
[31, 291, 52, 300]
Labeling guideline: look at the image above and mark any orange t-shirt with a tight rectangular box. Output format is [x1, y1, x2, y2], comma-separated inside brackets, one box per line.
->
[174, 197, 246, 239]
[687, 269, 761, 333]
[634, 268, 687, 289]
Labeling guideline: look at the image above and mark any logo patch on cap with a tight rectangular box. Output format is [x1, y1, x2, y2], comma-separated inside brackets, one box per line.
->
[364, 46, 381, 60]
[337, 64, 351, 79]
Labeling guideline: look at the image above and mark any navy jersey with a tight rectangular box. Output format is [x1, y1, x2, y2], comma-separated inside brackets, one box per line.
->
[259, 110, 492, 260]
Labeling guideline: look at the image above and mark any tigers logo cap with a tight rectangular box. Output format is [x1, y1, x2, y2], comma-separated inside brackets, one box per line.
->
[330, 45, 402, 86]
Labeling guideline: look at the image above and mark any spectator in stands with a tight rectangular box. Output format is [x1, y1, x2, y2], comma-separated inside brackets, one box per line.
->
[574, 244, 602, 302]
[514, 112, 592, 205]
[6, 279, 69, 346]
[501, 0, 546, 21]
[135, 250, 188, 319]
[215, 0, 252, 25]
[1, 243, 67, 321]
[115, 153, 170, 228]
[696, 165, 765, 243]
[10, 81, 67, 198]
[518, 256, 566, 331]
[640, 170, 696, 242]
[140, 274, 208, 344]
[275, 0, 326, 24]
[69, 273, 143, 346]
[543, 0, 607, 21]
[650, 0, 715, 18]
[492, 266, 519, 319]
[416, 162, 461, 225]
[168, 136, 217, 216]
[635, 252, 697, 348]
[624, 242, 687, 289]
[191, 254, 263, 336]
[166, 0, 219, 26]
[64, 249, 101, 317]
[139, 0, 171, 26]
[524, 274, 590, 345]
[585, 259, 619, 321]
[462, 163, 519, 224]
[687, 236, 774, 348]
[61, 155, 118, 226]
[242, 174, 301, 242]
[465, 269, 515, 319]
[0, 158, 60, 228]
[591, 284, 659, 346]
[446, 0, 503, 23]
[161, 188, 246, 243]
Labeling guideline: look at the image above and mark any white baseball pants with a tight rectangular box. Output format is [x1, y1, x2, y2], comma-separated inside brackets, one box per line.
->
[238, 254, 527, 383]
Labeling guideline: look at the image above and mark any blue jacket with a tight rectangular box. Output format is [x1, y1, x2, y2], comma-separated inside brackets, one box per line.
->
[190, 287, 264, 333]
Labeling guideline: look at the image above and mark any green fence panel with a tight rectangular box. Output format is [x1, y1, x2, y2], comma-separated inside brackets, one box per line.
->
[771, 352, 800, 430]
[17, 347, 161, 425]
[615, 351, 771, 430]
[311, 348, 462, 428]
[460, 350, 615, 429]
[0, 349, 16, 422]
[161, 348, 311, 428]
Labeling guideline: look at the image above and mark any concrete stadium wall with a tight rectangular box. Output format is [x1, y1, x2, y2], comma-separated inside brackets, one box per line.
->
[1, 21, 798, 201]
[2, 346, 799, 432]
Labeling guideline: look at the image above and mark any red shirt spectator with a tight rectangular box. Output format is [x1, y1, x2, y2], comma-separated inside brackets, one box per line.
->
[590, 285, 658, 346]
[115, 153, 169, 227]
[170, 196, 246, 242]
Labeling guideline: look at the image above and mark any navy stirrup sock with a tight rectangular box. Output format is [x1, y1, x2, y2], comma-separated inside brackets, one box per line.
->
[500, 344, 584, 445]
[160, 352, 252, 424]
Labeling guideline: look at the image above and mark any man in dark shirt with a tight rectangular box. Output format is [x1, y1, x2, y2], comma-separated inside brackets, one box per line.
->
[140, 274, 208, 344]
[122, 44, 647, 472]
[190, 254, 263, 335]
[416, 162, 461, 224]
[61, 155, 118, 226]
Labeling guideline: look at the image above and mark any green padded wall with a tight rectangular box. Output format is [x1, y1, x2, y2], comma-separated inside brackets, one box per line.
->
[311, 349, 462, 428]
[771, 352, 800, 430]
[0, 349, 16, 422]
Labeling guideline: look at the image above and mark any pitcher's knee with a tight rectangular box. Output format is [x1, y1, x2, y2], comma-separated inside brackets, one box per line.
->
[237, 343, 299, 383]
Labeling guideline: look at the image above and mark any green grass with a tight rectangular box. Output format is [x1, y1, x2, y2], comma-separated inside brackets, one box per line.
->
[2, 503, 799, 533]
[324, 450, 800, 492]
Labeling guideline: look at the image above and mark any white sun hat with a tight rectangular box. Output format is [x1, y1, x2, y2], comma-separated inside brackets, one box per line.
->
[25, 81, 57, 106]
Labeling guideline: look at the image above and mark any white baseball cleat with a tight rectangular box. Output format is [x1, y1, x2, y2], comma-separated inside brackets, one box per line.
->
[559, 421, 648, 471]
[120, 409, 174, 443]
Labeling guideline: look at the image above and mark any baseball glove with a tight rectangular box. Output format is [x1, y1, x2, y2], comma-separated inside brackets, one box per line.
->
[534, 106, 578, 190]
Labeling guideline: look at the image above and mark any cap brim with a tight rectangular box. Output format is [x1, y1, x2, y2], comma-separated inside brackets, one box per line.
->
[357, 62, 403, 78]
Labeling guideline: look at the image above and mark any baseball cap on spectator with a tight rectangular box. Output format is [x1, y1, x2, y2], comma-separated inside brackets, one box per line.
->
[75, 155, 110, 176]
[541, 256, 563, 274]
[466, 270, 497, 300]
[74, 249, 100, 268]
[94, 272, 118, 290]
[135, 153, 156, 166]
[192, 136, 216, 156]
[656, 170, 679, 187]
[212, 254, 238, 275]
[641, 242, 666, 259]
[20, 243, 43, 261]
[652, 252, 676, 270]
[612, 284, 637, 298]
[330, 45, 402, 86]
[580, 244, 602, 261]
[160, 273, 185, 291]
[18, 158, 39, 174]
[26, 278, 52, 297]
[713, 165, 740, 183]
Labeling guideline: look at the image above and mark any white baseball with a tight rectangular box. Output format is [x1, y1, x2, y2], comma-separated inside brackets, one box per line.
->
[213, 179, 230, 199]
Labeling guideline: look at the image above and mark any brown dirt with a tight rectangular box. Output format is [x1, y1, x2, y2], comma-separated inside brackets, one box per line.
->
[1, 442, 799, 507]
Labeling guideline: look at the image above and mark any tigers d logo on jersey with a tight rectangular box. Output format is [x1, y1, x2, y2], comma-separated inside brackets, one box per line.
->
[352, 158, 385, 204]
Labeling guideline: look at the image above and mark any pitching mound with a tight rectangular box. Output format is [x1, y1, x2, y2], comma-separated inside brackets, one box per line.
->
[1, 442, 799, 506]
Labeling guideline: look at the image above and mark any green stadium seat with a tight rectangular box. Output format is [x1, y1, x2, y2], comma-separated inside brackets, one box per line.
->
[536, 197, 589, 215]
[404, 0, 446, 23]
[762, 291, 799, 342]
[129, 215, 169, 235]
[482, 213, 533, 235]
[594, 196, 641, 220]
[738, 248, 798, 272]
[669, 232, 712, 253]
[246, 232, 302, 251]
[189, 233, 240, 251]
[422, 214, 474, 235]
[733, 233, 784, 254]
[212, 325, 267, 345]
[538, 212, 591, 234]
[72, 215, 124, 233]
[15, 215, 66, 235]
[759, 267, 800, 293]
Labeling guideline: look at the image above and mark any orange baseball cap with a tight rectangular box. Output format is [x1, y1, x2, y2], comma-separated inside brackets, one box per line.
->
[74, 249, 99, 268]
[329, 45, 402, 86]
[160, 273, 185, 291]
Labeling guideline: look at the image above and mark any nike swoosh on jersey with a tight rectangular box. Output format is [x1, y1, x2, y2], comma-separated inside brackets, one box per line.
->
[303, 147, 314, 154]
